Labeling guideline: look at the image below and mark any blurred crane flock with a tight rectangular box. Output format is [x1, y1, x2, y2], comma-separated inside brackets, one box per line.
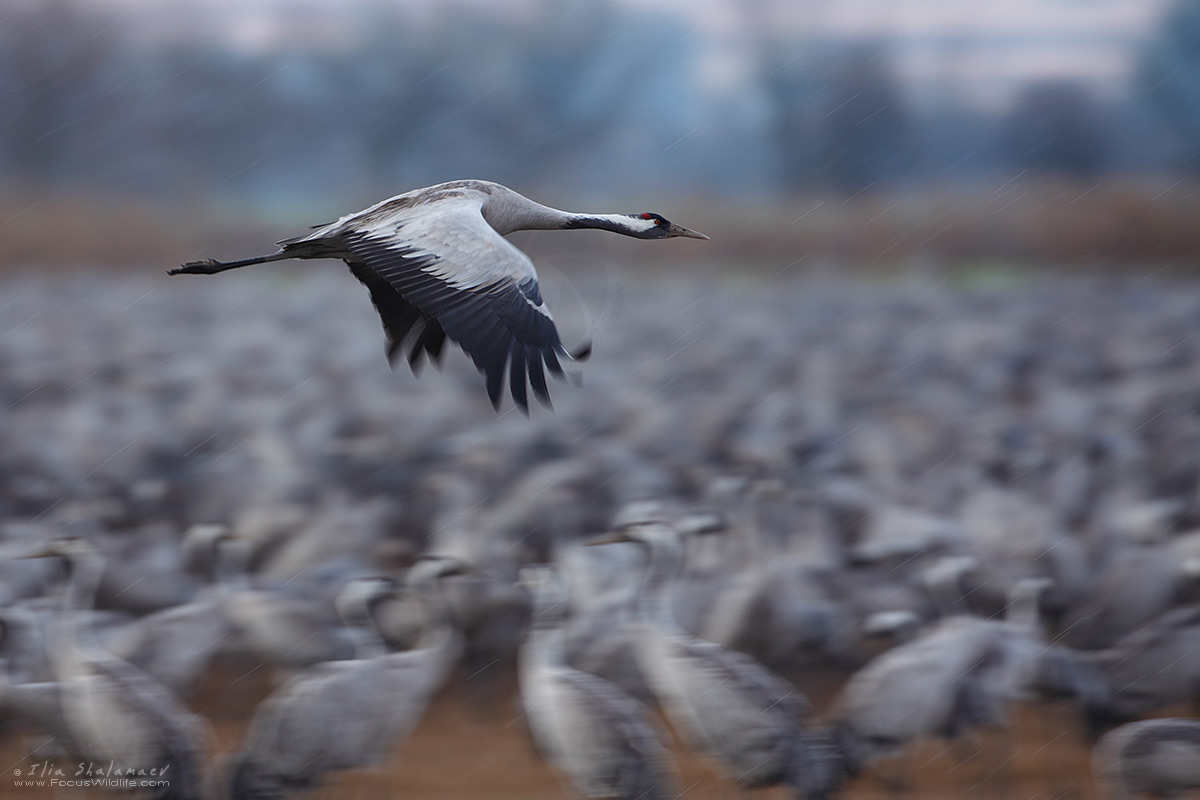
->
[7, 1, 1200, 799]
[4, 256, 1200, 798]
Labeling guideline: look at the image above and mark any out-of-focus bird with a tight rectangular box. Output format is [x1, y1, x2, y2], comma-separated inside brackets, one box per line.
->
[225, 558, 470, 799]
[170, 180, 708, 412]
[830, 577, 1056, 790]
[518, 563, 675, 800]
[1092, 718, 1200, 800]
[19, 537, 209, 800]
[593, 520, 849, 800]
[1082, 605, 1200, 732]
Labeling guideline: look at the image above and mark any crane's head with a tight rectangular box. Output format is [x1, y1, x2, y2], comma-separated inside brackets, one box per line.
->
[623, 213, 709, 240]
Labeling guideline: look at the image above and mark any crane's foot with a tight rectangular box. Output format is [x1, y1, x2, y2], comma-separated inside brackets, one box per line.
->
[168, 259, 224, 275]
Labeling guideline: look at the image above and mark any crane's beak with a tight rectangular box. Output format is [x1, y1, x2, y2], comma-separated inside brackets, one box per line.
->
[584, 530, 634, 546]
[13, 543, 59, 560]
[667, 223, 709, 240]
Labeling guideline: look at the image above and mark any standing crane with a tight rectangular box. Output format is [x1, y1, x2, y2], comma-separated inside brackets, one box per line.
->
[225, 557, 471, 799]
[170, 180, 708, 412]
[518, 563, 676, 800]
[592, 519, 851, 800]
[19, 536, 209, 800]
[830, 577, 1057, 792]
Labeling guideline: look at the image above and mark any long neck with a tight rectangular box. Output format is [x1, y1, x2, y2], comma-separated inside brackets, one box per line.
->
[51, 550, 104, 675]
[62, 551, 104, 616]
[638, 539, 687, 634]
[524, 575, 571, 669]
[337, 597, 387, 659]
[410, 577, 463, 656]
[523, 622, 568, 673]
[484, 192, 649, 237]
[561, 214, 648, 236]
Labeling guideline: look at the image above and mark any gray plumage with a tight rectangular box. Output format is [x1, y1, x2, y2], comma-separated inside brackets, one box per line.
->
[599, 520, 846, 800]
[226, 560, 468, 800]
[170, 180, 707, 412]
[519, 564, 675, 800]
[832, 578, 1054, 768]
[110, 525, 350, 691]
[21, 537, 209, 800]
[1092, 718, 1200, 800]
[203, 528, 361, 676]
[1082, 606, 1200, 733]
[107, 595, 232, 697]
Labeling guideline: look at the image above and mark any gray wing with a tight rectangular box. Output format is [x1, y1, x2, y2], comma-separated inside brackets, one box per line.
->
[343, 257, 448, 374]
[684, 638, 813, 721]
[312, 195, 579, 412]
[551, 669, 674, 800]
[107, 598, 231, 695]
[88, 657, 208, 799]
[239, 659, 393, 781]
[238, 648, 449, 788]
[671, 639, 810, 785]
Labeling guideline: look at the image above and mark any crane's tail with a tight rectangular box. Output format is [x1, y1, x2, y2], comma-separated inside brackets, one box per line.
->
[169, 250, 292, 276]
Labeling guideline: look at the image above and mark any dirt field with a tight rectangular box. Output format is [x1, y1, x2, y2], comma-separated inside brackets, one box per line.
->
[1, 659, 1117, 800]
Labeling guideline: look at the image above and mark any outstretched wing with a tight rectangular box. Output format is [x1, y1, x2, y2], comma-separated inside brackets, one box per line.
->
[343, 258, 447, 374]
[332, 195, 578, 412]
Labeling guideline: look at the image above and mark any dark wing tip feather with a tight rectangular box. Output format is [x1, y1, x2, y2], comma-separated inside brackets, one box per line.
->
[404, 320, 447, 375]
[486, 362, 506, 411]
[509, 343, 529, 414]
[342, 232, 586, 413]
[526, 346, 551, 408]
[426, 326, 447, 365]
[406, 330, 427, 374]
[387, 338, 404, 367]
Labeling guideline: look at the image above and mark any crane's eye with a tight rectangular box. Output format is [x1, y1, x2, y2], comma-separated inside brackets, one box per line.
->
[654, 218, 663, 225]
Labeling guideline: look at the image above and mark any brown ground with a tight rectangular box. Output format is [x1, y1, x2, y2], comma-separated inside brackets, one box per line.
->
[1, 658, 1124, 800]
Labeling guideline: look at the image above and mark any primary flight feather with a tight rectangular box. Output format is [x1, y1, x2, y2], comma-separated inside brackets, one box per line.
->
[170, 180, 707, 412]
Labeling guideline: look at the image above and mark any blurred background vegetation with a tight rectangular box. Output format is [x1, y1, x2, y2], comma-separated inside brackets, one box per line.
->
[3, 0, 1200, 270]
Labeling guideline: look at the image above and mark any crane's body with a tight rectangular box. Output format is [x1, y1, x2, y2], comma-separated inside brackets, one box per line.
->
[171, 180, 707, 412]
[226, 560, 469, 800]
[519, 564, 675, 800]
[19, 538, 208, 800]
[593, 522, 849, 800]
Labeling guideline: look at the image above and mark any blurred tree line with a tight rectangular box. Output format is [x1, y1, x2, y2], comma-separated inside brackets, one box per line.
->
[0, 0, 1198, 214]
